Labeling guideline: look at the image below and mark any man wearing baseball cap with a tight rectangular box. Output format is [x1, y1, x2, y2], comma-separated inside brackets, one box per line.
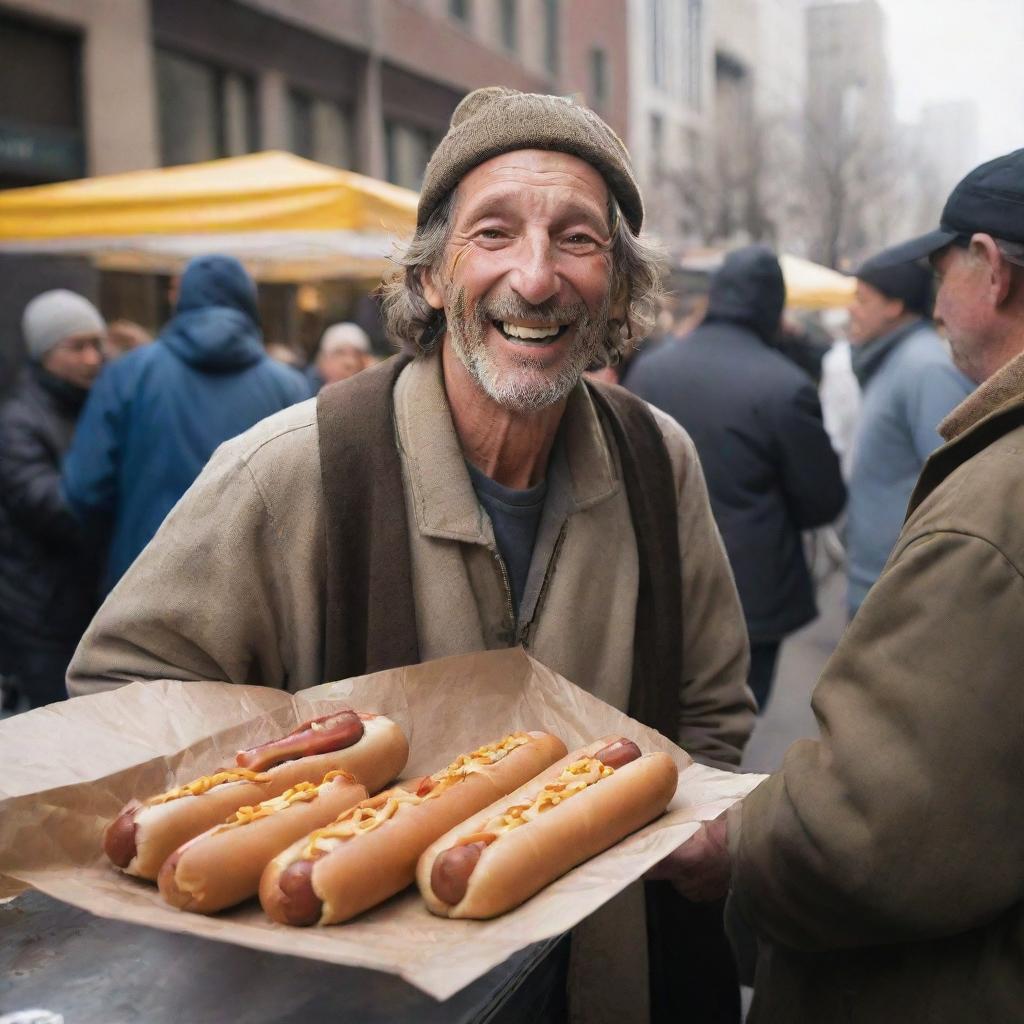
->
[657, 148, 1024, 1021]
[68, 89, 755, 1021]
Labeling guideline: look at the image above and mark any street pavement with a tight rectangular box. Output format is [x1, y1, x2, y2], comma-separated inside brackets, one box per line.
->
[742, 567, 847, 773]
[738, 566, 847, 1018]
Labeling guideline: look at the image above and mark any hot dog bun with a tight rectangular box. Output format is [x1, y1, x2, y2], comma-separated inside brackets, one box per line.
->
[259, 730, 567, 926]
[416, 736, 678, 918]
[104, 711, 408, 880]
[157, 770, 368, 914]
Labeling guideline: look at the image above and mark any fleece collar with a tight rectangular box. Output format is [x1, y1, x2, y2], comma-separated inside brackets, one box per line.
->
[939, 347, 1024, 441]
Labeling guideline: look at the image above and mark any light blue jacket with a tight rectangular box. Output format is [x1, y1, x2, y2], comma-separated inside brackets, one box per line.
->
[846, 322, 974, 615]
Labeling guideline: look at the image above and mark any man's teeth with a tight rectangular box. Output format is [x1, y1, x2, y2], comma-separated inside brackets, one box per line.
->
[501, 322, 562, 340]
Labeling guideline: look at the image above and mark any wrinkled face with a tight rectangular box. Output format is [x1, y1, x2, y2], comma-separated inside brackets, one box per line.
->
[41, 331, 105, 389]
[847, 280, 906, 345]
[317, 345, 366, 385]
[931, 243, 992, 383]
[424, 149, 617, 412]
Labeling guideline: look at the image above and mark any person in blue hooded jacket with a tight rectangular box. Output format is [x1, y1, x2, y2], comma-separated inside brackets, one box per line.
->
[62, 254, 309, 593]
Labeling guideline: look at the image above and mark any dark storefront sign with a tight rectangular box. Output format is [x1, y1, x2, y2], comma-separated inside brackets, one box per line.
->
[0, 119, 84, 181]
[0, 10, 84, 187]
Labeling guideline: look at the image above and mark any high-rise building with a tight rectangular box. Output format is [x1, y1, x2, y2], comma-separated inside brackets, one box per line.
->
[917, 99, 980, 195]
[804, 0, 897, 266]
[623, 0, 715, 247]
[710, 0, 807, 248]
[807, 0, 893, 143]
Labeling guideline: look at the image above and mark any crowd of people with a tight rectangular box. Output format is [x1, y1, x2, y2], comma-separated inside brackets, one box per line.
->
[2, 83, 1021, 1023]
[0, 255, 376, 711]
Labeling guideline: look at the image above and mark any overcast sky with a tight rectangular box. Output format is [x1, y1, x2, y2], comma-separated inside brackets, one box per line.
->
[878, 0, 1024, 166]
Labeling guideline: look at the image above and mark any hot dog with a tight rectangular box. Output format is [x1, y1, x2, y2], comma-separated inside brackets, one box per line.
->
[259, 730, 567, 926]
[158, 769, 368, 914]
[416, 736, 677, 919]
[104, 710, 408, 880]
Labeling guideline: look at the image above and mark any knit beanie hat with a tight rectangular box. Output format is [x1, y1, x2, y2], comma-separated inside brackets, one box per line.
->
[22, 289, 105, 361]
[856, 248, 934, 317]
[319, 322, 371, 354]
[418, 86, 644, 233]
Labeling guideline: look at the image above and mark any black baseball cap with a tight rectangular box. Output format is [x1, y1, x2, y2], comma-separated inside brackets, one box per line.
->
[874, 147, 1024, 267]
[856, 248, 933, 316]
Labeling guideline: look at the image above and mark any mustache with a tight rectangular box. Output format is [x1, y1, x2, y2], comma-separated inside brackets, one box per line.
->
[475, 293, 589, 325]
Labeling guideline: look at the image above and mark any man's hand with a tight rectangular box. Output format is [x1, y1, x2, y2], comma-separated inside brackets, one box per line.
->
[646, 814, 731, 902]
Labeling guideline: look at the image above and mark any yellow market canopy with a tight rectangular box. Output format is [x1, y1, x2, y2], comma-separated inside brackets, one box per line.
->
[678, 249, 856, 310]
[778, 254, 856, 310]
[0, 151, 418, 281]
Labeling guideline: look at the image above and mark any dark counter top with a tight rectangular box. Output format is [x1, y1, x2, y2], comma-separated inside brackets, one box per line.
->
[0, 890, 565, 1024]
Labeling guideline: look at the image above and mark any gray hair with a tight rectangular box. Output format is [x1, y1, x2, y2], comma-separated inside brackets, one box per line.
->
[380, 190, 665, 365]
[995, 238, 1024, 270]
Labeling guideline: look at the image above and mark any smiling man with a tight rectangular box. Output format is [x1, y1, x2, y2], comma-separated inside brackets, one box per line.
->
[68, 88, 755, 1023]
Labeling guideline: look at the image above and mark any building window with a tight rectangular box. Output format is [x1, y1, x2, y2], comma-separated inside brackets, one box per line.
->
[687, 0, 704, 110]
[543, 0, 560, 76]
[589, 48, 608, 109]
[500, 0, 518, 52]
[290, 91, 314, 159]
[289, 90, 354, 168]
[648, 0, 667, 89]
[449, 0, 471, 24]
[156, 49, 258, 166]
[384, 120, 435, 190]
[0, 13, 84, 186]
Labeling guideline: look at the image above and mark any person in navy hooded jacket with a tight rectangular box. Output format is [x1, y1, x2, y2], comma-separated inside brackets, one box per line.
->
[63, 254, 308, 593]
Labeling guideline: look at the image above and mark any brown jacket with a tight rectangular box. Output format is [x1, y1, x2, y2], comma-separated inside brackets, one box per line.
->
[730, 353, 1024, 1022]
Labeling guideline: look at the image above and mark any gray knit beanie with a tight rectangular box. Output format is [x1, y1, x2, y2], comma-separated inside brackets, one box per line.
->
[419, 86, 644, 233]
[22, 289, 105, 361]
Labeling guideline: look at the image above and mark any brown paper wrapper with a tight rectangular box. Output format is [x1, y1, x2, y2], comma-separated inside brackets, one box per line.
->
[0, 648, 764, 1000]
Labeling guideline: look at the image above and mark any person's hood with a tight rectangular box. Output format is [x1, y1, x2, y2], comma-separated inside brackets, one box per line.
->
[704, 245, 786, 343]
[160, 254, 265, 370]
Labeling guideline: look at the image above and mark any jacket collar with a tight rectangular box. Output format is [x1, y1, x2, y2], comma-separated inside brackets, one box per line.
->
[939, 347, 1024, 441]
[29, 361, 89, 413]
[849, 317, 924, 390]
[393, 351, 620, 543]
[907, 350, 1024, 518]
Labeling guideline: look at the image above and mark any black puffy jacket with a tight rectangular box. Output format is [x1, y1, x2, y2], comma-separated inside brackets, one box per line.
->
[627, 247, 846, 642]
[0, 365, 101, 653]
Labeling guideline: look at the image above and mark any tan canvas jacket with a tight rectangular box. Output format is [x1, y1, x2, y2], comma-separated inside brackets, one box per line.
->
[730, 357, 1024, 1022]
[69, 353, 753, 765]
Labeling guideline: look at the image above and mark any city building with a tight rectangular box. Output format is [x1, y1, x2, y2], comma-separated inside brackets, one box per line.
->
[804, 0, 896, 266]
[917, 99, 980, 197]
[710, 0, 807, 248]
[0, 0, 620, 192]
[624, 0, 714, 248]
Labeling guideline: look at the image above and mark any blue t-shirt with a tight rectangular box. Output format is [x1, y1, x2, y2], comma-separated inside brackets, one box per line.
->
[465, 461, 548, 617]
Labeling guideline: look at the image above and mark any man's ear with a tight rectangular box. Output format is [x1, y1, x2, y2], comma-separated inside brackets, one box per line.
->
[421, 266, 446, 311]
[884, 296, 907, 322]
[972, 234, 1014, 307]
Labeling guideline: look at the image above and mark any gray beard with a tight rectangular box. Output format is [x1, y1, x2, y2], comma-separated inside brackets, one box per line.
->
[445, 288, 610, 413]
